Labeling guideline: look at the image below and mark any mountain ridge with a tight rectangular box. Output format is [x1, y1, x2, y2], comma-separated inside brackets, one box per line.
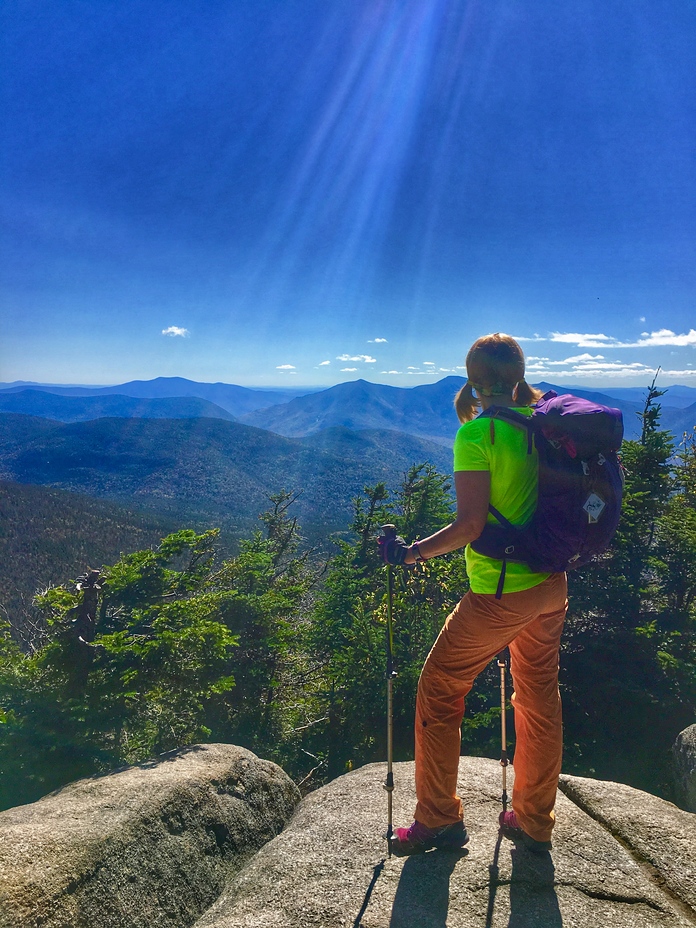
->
[0, 413, 452, 541]
[2, 377, 694, 442]
[0, 390, 236, 423]
[0, 378, 315, 417]
[241, 377, 695, 443]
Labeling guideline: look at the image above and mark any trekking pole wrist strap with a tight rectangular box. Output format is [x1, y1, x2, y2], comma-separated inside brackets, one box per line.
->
[412, 542, 426, 563]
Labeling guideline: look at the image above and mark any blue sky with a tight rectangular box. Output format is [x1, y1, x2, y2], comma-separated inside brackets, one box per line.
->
[1, 0, 694, 387]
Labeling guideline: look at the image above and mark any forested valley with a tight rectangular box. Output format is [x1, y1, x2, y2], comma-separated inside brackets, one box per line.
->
[1, 390, 694, 812]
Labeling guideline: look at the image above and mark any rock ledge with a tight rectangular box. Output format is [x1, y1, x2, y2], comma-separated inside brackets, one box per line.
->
[195, 757, 696, 927]
[0, 743, 300, 928]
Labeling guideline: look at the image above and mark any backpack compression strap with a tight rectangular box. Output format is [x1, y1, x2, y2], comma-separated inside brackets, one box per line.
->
[487, 505, 518, 599]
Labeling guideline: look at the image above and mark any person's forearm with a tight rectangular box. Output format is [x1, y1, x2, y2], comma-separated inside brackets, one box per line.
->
[404, 517, 484, 564]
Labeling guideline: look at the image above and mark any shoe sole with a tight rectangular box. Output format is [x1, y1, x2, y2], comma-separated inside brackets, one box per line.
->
[390, 831, 470, 857]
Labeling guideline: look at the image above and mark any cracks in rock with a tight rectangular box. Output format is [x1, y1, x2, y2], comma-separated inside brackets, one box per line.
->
[476, 875, 666, 912]
[555, 880, 667, 912]
[558, 780, 696, 926]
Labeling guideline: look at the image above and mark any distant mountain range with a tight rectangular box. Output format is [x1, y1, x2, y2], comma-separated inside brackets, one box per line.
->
[1, 376, 694, 441]
[1, 375, 694, 620]
[557, 384, 696, 409]
[0, 390, 236, 423]
[240, 377, 695, 444]
[0, 378, 314, 417]
[2, 375, 692, 544]
[0, 414, 452, 541]
[241, 377, 467, 445]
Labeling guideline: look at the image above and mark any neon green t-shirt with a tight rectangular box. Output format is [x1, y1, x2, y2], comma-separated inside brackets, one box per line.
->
[453, 408, 550, 595]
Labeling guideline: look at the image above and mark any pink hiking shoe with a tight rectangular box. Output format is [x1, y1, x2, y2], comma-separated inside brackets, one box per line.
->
[499, 810, 552, 854]
[390, 819, 469, 856]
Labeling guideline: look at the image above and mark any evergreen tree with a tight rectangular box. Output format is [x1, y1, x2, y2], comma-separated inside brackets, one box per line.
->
[561, 383, 695, 797]
[0, 495, 313, 810]
[300, 464, 501, 785]
[2, 410, 694, 809]
[204, 490, 314, 758]
[0, 530, 238, 808]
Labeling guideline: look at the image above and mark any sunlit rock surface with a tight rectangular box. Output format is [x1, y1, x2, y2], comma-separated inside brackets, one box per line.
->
[3, 750, 694, 928]
[0, 744, 299, 928]
[196, 757, 696, 928]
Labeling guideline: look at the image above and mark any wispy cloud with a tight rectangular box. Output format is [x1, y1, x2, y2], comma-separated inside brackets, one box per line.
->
[368, 337, 388, 343]
[525, 354, 670, 380]
[337, 354, 376, 363]
[549, 333, 612, 347]
[529, 367, 650, 379]
[423, 361, 436, 366]
[162, 326, 189, 337]
[576, 362, 647, 370]
[632, 329, 696, 347]
[548, 329, 696, 349]
[532, 353, 605, 367]
[276, 364, 296, 370]
[319, 360, 330, 366]
[381, 370, 401, 374]
[562, 353, 605, 363]
[341, 367, 358, 372]
[528, 360, 648, 373]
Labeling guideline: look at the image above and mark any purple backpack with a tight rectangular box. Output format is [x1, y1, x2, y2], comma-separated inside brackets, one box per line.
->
[470, 392, 624, 597]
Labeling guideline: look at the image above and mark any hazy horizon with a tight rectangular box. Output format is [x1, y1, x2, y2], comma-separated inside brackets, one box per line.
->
[2, 373, 695, 398]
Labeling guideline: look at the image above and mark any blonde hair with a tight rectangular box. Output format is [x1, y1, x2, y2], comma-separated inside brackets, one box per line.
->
[454, 332, 542, 423]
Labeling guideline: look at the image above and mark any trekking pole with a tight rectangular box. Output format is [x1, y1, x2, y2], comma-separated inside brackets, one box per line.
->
[497, 649, 510, 812]
[380, 524, 398, 857]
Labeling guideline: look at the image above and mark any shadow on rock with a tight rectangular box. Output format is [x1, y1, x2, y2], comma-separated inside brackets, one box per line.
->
[390, 849, 468, 928]
[485, 832, 562, 927]
[508, 846, 562, 927]
[354, 859, 385, 927]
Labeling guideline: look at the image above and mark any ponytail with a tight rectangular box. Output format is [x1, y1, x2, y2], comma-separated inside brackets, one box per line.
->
[454, 381, 479, 423]
[512, 380, 543, 407]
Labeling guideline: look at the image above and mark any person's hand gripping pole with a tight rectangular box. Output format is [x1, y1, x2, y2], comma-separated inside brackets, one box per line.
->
[379, 524, 399, 857]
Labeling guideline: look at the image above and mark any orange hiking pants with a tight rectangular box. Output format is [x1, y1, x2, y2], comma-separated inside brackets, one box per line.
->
[414, 572, 568, 843]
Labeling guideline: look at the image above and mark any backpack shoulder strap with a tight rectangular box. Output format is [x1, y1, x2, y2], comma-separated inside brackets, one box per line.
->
[477, 406, 535, 454]
[488, 504, 515, 529]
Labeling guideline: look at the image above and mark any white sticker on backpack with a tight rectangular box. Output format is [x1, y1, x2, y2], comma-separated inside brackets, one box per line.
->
[583, 493, 606, 523]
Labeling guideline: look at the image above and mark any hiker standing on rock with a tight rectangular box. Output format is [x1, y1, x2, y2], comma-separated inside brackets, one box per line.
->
[379, 332, 568, 855]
